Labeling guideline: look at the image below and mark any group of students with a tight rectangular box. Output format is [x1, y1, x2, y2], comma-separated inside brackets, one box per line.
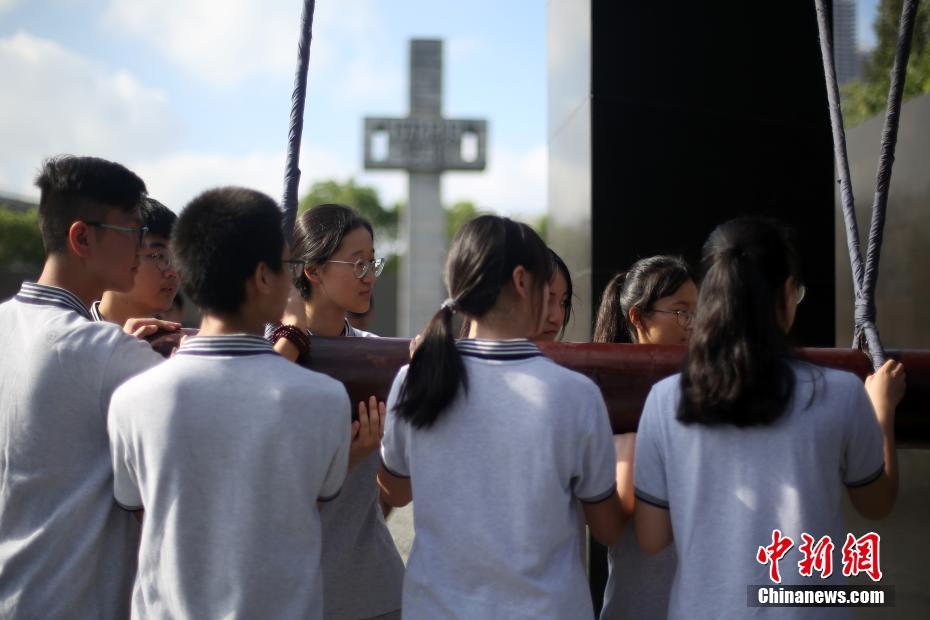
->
[0, 154, 906, 620]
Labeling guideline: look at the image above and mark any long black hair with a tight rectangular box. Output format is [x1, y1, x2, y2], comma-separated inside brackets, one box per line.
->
[395, 215, 553, 428]
[291, 204, 373, 300]
[593, 256, 694, 343]
[678, 217, 802, 427]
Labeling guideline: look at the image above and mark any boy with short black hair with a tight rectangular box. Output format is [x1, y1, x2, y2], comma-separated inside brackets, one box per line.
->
[108, 187, 352, 619]
[0, 155, 170, 618]
[93, 197, 180, 327]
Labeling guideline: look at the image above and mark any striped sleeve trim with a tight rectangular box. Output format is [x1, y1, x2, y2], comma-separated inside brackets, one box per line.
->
[318, 487, 343, 503]
[578, 485, 617, 505]
[845, 462, 885, 488]
[379, 455, 410, 479]
[634, 487, 670, 510]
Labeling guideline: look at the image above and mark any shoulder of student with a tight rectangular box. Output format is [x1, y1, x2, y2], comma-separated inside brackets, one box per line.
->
[537, 356, 614, 406]
[275, 357, 351, 406]
[55, 318, 162, 369]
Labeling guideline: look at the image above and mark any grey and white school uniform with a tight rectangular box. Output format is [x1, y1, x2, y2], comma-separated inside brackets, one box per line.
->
[601, 527, 675, 620]
[90, 299, 105, 321]
[381, 339, 618, 620]
[634, 362, 885, 620]
[0, 282, 162, 619]
[108, 334, 352, 620]
[318, 322, 405, 620]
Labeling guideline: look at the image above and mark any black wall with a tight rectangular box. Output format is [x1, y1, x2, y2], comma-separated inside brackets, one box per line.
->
[571, 1, 836, 346]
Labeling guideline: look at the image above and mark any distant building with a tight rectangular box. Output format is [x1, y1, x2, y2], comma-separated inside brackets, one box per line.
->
[834, 0, 861, 84]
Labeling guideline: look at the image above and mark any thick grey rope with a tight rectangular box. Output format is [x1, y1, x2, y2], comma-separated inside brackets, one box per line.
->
[814, 0, 918, 369]
[282, 0, 317, 238]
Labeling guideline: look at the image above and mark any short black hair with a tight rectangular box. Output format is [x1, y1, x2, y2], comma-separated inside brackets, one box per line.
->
[172, 187, 285, 316]
[34, 155, 147, 254]
[141, 197, 177, 238]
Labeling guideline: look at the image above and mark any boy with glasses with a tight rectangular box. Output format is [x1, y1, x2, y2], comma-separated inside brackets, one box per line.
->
[108, 187, 352, 618]
[0, 156, 173, 619]
[92, 197, 181, 330]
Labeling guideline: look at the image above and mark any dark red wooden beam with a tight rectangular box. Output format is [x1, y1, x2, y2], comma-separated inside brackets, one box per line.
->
[149, 331, 929, 447]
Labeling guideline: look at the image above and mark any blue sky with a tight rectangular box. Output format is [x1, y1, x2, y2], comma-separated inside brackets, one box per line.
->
[1, 1, 882, 216]
[0, 0, 547, 215]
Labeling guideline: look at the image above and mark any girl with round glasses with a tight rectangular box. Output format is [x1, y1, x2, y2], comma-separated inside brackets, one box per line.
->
[270, 203, 404, 620]
[593, 255, 696, 620]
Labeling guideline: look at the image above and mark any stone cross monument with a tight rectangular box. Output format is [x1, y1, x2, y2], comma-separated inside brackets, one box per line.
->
[364, 39, 487, 337]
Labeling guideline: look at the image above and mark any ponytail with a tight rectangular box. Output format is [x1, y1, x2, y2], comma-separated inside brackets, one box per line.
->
[395, 303, 467, 428]
[679, 218, 800, 427]
[594, 256, 694, 344]
[593, 272, 629, 343]
[396, 215, 552, 428]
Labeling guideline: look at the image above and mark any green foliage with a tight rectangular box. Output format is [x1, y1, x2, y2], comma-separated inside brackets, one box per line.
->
[299, 178, 399, 239]
[842, 0, 930, 126]
[0, 206, 44, 270]
[445, 200, 483, 241]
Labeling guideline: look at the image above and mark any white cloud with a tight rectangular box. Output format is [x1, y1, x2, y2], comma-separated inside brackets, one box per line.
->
[101, 0, 398, 93]
[0, 31, 181, 197]
[0, 0, 21, 12]
[131, 146, 348, 210]
[445, 145, 547, 218]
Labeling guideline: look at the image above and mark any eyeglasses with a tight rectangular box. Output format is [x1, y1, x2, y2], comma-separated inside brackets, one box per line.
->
[85, 221, 148, 246]
[648, 308, 695, 327]
[326, 257, 385, 279]
[796, 284, 806, 306]
[283, 259, 307, 279]
[141, 250, 174, 273]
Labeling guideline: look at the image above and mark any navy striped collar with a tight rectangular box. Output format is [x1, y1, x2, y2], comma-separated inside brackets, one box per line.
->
[176, 334, 276, 357]
[457, 338, 544, 361]
[90, 300, 105, 322]
[14, 282, 91, 320]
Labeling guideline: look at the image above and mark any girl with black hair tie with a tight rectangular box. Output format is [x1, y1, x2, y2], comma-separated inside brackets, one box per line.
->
[594, 255, 696, 620]
[379, 215, 627, 619]
[632, 218, 904, 619]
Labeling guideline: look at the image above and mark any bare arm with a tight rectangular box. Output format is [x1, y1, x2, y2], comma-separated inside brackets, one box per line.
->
[377, 462, 412, 508]
[635, 501, 673, 553]
[582, 492, 625, 547]
[847, 359, 905, 520]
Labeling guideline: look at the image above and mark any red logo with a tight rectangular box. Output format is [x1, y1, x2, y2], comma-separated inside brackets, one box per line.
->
[841, 532, 882, 582]
[756, 529, 795, 584]
[758, 530, 882, 583]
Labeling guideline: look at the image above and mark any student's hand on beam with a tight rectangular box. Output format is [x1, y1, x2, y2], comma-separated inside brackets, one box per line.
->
[123, 317, 181, 340]
[865, 359, 906, 426]
[348, 396, 386, 470]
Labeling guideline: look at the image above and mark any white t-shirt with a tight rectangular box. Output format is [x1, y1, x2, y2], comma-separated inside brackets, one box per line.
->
[0, 282, 162, 619]
[108, 334, 352, 620]
[634, 362, 885, 620]
[381, 339, 618, 620]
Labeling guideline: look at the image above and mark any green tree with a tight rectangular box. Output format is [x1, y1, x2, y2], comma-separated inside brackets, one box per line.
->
[445, 200, 483, 240]
[299, 178, 399, 241]
[842, 0, 930, 126]
[0, 206, 44, 270]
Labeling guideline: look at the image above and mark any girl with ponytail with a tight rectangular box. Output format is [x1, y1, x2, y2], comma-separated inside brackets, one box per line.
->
[378, 215, 626, 619]
[594, 255, 695, 620]
[633, 218, 904, 619]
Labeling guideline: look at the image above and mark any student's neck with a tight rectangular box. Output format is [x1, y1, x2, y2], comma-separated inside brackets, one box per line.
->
[99, 292, 153, 326]
[471, 320, 530, 341]
[36, 255, 103, 310]
[303, 298, 346, 337]
[198, 314, 265, 337]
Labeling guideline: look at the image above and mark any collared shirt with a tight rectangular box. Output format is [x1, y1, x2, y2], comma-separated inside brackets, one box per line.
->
[109, 333, 352, 619]
[381, 339, 617, 620]
[0, 282, 162, 619]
